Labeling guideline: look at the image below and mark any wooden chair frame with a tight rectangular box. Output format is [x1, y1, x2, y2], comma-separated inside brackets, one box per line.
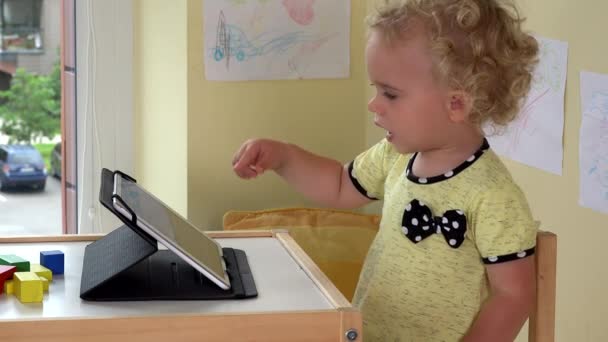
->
[529, 231, 557, 342]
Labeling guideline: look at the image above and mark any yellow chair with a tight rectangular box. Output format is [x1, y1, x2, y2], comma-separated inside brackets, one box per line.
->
[223, 208, 557, 341]
[223, 207, 380, 301]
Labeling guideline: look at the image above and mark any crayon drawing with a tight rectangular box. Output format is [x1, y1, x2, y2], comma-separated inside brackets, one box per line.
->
[488, 37, 568, 175]
[204, 0, 350, 81]
[580, 71, 608, 214]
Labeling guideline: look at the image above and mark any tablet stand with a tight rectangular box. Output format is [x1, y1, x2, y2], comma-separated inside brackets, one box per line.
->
[79, 168, 257, 301]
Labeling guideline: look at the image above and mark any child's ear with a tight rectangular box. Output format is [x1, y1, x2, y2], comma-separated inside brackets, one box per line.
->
[446, 91, 472, 123]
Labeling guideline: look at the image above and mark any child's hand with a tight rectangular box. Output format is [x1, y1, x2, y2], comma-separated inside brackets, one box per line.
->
[232, 139, 287, 179]
[232, 138, 368, 209]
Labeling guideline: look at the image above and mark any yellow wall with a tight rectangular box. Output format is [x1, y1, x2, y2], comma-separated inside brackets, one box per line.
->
[133, 0, 188, 216]
[186, 0, 369, 229]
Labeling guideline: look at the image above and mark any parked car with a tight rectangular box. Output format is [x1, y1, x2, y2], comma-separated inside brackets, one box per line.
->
[0, 144, 47, 191]
[50, 142, 61, 179]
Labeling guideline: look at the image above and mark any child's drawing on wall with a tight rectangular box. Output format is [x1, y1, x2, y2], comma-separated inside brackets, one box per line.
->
[204, 0, 350, 81]
[487, 37, 568, 175]
[580, 72, 608, 214]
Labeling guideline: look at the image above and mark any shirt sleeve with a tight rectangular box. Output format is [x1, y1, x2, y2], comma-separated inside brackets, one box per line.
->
[471, 183, 539, 264]
[347, 139, 394, 201]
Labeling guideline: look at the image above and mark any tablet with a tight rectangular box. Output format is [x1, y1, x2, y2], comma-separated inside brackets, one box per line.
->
[111, 172, 231, 290]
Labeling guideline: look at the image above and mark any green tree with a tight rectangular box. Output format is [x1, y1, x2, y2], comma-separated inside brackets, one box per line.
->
[0, 63, 61, 144]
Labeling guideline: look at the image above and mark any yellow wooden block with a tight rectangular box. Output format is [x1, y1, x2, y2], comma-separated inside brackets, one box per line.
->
[4, 279, 14, 294]
[14, 272, 43, 303]
[40, 276, 49, 292]
[30, 264, 53, 282]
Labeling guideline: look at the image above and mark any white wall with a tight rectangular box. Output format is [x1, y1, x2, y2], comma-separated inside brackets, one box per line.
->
[76, 0, 134, 234]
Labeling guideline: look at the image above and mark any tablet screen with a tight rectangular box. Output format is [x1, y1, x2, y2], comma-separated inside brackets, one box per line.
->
[115, 176, 229, 286]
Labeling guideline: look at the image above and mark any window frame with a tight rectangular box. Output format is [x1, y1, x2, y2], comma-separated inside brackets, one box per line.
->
[61, 0, 134, 234]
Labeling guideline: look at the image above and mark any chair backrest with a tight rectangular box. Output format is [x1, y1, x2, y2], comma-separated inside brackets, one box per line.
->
[222, 208, 380, 300]
[528, 231, 557, 342]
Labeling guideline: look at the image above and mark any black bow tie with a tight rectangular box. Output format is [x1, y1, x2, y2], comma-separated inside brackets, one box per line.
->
[401, 199, 467, 248]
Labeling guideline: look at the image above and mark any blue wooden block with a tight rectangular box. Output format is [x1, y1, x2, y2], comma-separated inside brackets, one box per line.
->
[40, 250, 64, 275]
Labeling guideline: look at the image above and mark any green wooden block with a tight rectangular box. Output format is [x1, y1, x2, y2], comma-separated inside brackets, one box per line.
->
[0, 255, 30, 272]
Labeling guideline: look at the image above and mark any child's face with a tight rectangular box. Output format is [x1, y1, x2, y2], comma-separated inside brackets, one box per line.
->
[366, 28, 454, 154]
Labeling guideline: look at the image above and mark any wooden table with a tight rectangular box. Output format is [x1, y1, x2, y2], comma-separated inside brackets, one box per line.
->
[0, 230, 362, 342]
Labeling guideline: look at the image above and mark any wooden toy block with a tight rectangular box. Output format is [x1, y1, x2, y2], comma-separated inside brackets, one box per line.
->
[4, 279, 14, 294]
[40, 250, 64, 275]
[0, 265, 17, 294]
[14, 272, 43, 303]
[40, 276, 49, 292]
[0, 254, 30, 272]
[30, 264, 53, 282]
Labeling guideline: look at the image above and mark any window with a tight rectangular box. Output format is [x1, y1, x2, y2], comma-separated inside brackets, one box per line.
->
[0, 0, 133, 236]
[8, 150, 43, 164]
[0, 0, 59, 237]
[0, 0, 43, 53]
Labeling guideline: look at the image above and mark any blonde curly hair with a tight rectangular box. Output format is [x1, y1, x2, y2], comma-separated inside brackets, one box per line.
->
[367, 0, 539, 127]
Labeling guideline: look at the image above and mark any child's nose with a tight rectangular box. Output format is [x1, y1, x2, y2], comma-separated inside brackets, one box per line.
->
[368, 96, 382, 115]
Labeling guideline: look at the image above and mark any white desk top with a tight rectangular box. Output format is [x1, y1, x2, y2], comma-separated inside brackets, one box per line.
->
[0, 237, 333, 321]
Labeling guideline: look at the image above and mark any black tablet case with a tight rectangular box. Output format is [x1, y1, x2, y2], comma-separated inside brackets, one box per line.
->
[79, 168, 257, 301]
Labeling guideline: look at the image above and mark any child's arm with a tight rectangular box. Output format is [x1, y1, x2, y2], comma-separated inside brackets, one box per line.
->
[462, 257, 536, 342]
[232, 138, 373, 209]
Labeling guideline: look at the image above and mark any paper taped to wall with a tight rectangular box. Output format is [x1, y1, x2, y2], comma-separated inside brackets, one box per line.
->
[203, 0, 350, 81]
[488, 36, 568, 175]
[579, 71, 608, 215]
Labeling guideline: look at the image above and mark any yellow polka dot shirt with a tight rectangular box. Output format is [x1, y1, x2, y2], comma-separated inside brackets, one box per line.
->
[349, 138, 538, 342]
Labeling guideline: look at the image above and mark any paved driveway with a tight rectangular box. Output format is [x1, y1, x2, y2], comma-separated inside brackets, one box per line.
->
[0, 176, 62, 236]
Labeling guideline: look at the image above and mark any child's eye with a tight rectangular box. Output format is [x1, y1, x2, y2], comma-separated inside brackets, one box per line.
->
[370, 83, 398, 100]
[383, 92, 397, 100]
